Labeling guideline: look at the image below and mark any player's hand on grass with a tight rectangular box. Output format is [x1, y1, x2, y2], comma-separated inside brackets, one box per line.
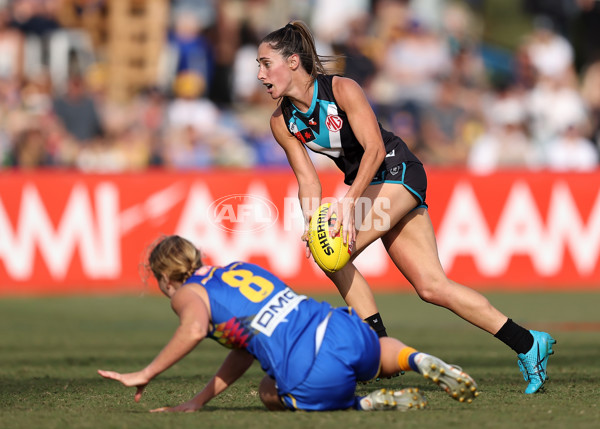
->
[97, 369, 149, 402]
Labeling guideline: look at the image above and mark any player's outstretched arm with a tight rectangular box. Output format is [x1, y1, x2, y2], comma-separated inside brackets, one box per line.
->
[151, 348, 255, 412]
[98, 287, 210, 404]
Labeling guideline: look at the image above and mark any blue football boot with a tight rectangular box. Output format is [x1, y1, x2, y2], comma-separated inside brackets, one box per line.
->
[517, 330, 556, 394]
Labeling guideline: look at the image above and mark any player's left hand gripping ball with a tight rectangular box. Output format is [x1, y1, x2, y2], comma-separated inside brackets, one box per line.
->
[308, 203, 352, 272]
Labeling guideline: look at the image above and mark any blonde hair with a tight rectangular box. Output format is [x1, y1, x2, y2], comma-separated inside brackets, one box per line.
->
[260, 20, 337, 81]
[147, 235, 203, 286]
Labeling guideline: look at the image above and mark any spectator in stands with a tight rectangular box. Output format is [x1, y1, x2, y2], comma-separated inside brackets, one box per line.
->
[52, 73, 103, 143]
[420, 76, 471, 166]
[523, 0, 577, 37]
[388, 109, 425, 160]
[468, 95, 541, 174]
[164, 71, 255, 169]
[575, 0, 600, 67]
[371, 17, 452, 107]
[231, 22, 264, 106]
[335, 14, 378, 88]
[7, 0, 60, 38]
[521, 16, 576, 83]
[0, 0, 596, 172]
[163, 71, 218, 168]
[0, 5, 24, 82]
[7, 0, 62, 83]
[581, 60, 600, 151]
[8, 127, 51, 168]
[526, 75, 588, 148]
[545, 122, 599, 171]
[166, 4, 215, 92]
[309, 0, 370, 47]
[134, 87, 168, 166]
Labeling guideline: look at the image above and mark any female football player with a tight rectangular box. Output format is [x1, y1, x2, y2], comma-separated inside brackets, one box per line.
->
[257, 21, 555, 394]
[98, 235, 478, 412]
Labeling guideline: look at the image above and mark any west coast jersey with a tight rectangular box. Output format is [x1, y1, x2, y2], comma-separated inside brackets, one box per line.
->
[185, 261, 333, 393]
[281, 74, 422, 185]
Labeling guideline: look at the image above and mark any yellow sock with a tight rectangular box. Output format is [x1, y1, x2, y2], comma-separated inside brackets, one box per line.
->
[398, 346, 418, 372]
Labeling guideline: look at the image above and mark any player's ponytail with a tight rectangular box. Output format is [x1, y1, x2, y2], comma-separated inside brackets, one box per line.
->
[261, 20, 336, 81]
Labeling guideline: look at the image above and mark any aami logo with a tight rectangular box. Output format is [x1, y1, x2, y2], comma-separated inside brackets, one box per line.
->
[325, 115, 343, 132]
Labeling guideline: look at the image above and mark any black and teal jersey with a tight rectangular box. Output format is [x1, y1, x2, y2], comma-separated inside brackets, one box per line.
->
[281, 74, 421, 185]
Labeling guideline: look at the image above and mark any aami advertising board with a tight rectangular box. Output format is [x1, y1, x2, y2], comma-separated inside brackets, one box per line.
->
[1, 169, 599, 294]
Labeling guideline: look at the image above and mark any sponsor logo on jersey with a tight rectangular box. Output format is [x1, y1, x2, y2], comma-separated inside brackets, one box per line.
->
[309, 117, 317, 125]
[325, 115, 343, 132]
[251, 287, 307, 336]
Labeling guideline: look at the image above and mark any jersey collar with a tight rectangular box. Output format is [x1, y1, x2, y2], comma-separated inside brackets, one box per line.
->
[290, 78, 318, 117]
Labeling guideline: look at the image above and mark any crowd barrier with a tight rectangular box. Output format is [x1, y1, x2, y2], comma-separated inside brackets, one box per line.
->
[1, 168, 599, 295]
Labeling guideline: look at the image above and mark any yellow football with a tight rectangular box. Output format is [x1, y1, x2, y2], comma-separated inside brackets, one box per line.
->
[308, 203, 352, 273]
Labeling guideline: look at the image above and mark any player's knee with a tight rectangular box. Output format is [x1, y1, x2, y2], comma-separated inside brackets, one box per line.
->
[259, 375, 285, 411]
[414, 279, 447, 305]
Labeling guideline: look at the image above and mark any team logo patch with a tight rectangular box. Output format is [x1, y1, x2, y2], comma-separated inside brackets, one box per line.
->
[325, 115, 343, 132]
[389, 166, 400, 176]
[295, 128, 316, 143]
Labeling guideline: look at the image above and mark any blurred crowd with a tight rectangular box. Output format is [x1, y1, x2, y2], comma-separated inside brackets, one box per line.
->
[1, 0, 600, 173]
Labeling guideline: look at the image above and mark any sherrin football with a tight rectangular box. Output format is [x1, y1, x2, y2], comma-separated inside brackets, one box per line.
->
[308, 203, 352, 273]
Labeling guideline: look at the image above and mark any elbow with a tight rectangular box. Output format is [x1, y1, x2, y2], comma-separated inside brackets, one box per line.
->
[187, 323, 208, 343]
[373, 144, 386, 166]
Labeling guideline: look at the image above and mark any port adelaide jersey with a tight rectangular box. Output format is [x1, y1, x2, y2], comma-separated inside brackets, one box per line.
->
[281, 74, 417, 185]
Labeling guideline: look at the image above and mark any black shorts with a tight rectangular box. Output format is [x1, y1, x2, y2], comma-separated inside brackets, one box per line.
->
[370, 161, 428, 208]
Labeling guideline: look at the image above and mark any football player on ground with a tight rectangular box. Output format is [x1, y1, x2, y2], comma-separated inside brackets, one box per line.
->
[98, 235, 478, 412]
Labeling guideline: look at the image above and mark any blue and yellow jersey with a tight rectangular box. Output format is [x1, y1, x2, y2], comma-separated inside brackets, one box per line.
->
[280, 74, 421, 185]
[185, 261, 333, 392]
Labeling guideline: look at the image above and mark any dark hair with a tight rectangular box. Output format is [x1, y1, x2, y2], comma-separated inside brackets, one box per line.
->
[260, 20, 336, 81]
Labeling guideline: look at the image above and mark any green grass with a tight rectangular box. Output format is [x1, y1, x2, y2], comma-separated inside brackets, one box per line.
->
[1, 291, 599, 429]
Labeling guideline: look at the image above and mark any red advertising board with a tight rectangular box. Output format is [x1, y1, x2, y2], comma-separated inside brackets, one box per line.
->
[1, 169, 599, 295]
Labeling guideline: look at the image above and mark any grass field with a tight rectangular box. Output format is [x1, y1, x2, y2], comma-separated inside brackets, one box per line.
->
[1, 291, 599, 429]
